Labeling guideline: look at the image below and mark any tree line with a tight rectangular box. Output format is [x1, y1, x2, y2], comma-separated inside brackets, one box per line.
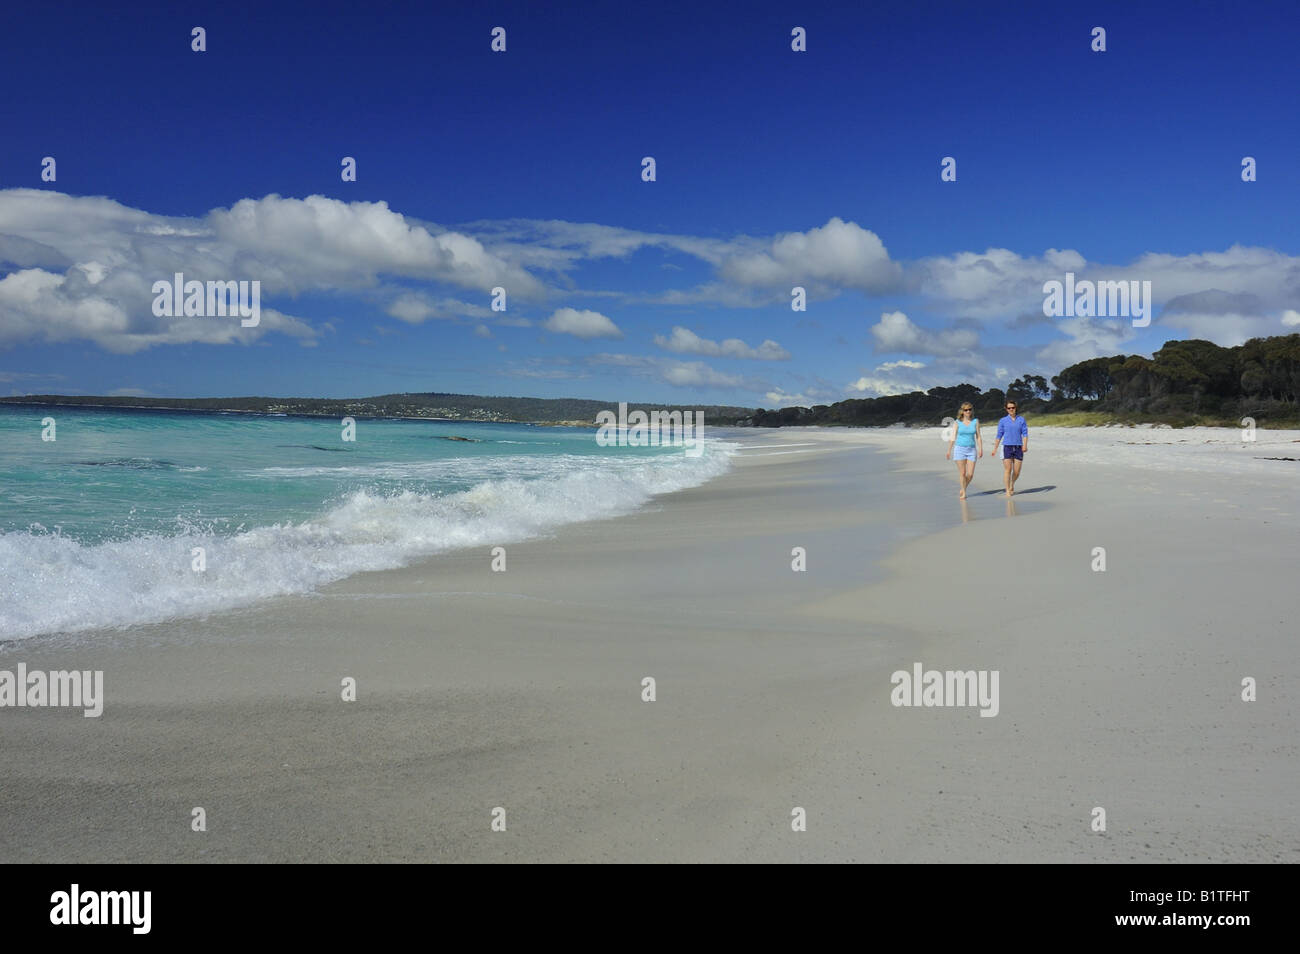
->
[744, 334, 1300, 427]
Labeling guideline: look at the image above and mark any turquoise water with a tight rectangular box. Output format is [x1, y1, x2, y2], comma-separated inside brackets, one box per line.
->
[0, 405, 733, 640]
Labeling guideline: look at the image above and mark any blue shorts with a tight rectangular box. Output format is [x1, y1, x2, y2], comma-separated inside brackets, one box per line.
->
[1001, 445, 1023, 461]
[952, 445, 976, 461]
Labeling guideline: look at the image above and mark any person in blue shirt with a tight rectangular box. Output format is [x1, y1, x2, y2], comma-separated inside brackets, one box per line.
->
[991, 401, 1028, 496]
[945, 402, 982, 499]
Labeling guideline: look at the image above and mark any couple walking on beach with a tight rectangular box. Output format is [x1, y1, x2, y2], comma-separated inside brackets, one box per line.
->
[945, 401, 1028, 499]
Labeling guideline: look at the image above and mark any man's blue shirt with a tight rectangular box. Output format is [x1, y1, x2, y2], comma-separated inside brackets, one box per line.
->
[997, 415, 1027, 445]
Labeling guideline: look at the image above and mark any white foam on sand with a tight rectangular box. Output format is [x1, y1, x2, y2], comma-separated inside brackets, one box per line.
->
[0, 444, 736, 641]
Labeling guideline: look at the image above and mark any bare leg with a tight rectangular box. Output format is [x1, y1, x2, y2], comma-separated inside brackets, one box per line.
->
[1012, 458, 1023, 489]
[1002, 458, 1013, 496]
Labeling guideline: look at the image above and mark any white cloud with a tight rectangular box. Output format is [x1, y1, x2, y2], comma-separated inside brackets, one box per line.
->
[714, 217, 902, 295]
[915, 247, 1085, 319]
[764, 388, 810, 406]
[876, 359, 926, 371]
[846, 376, 924, 397]
[544, 307, 624, 339]
[653, 325, 789, 360]
[0, 266, 314, 354]
[870, 310, 978, 356]
[0, 189, 542, 351]
[209, 194, 546, 296]
[914, 244, 1300, 352]
[6, 188, 1298, 364]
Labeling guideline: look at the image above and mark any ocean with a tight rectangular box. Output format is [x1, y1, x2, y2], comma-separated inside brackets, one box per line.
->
[0, 405, 734, 641]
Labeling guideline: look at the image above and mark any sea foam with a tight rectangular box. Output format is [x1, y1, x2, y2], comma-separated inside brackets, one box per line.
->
[0, 445, 734, 641]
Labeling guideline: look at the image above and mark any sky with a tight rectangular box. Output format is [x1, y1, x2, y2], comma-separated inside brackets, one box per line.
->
[1, 0, 1297, 407]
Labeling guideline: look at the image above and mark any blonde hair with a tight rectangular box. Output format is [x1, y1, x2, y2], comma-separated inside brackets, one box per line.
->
[958, 403, 974, 419]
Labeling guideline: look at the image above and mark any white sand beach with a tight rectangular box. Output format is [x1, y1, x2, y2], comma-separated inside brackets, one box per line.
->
[2, 425, 1297, 863]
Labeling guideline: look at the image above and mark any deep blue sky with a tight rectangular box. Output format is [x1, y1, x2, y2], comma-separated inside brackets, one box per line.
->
[1, 0, 1296, 406]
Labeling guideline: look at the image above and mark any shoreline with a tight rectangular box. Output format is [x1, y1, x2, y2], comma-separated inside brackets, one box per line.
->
[2, 427, 1295, 862]
[6, 398, 1300, 431]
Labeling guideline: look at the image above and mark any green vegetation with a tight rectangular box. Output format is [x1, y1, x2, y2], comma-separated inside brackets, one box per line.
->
[745, 334, 1300, 428]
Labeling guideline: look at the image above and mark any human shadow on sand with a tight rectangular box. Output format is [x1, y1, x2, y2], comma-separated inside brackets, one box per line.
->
[969, 485, 1056, 497]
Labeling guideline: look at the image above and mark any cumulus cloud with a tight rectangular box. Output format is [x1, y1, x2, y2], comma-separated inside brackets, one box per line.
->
[845, 350, 1021, 397]
[543, 307, 624, 339]
[914, 247, 1085, 319]
[6, 188, 1298, 367]
[764, 388, 810, 406]
[653, 325, 790, 360]
[845, 376, 925, 397]
[713, 217, 903, 295]
[913, 244, 1300, 352]
[209, 195, 546, 297]
[0, 189, 541, 352]
[870, 311, 978, 356]
[841, 359, 934, 397]
[0, 265, 314, 353]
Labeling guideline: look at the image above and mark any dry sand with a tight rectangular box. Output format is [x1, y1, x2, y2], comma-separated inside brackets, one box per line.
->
[2, 425, 1296, 862]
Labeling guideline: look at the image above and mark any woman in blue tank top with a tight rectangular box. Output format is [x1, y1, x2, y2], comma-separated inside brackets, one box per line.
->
[946, 402, 982, 499]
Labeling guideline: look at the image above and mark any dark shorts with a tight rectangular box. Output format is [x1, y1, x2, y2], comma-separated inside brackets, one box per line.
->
[1001, 445, 1023, 461]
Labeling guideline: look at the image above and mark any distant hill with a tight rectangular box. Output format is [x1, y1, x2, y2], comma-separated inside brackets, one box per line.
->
[12, 333, 1296, 429]
[0, 391, 757, 425]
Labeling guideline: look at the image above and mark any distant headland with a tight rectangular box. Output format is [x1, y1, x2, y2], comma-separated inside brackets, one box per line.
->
[5, 334, 1298, 428]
